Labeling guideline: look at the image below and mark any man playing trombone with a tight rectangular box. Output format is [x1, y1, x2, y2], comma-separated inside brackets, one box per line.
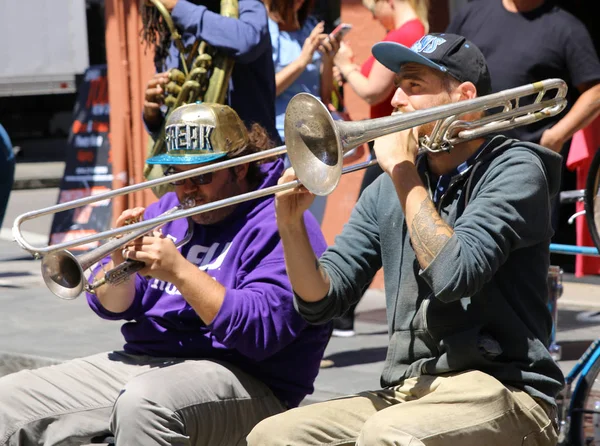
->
[248, 33, 565, 445]
[0, 103, 331, 445]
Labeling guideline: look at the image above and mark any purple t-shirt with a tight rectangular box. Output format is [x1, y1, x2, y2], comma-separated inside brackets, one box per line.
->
[86, 159, 330, 407]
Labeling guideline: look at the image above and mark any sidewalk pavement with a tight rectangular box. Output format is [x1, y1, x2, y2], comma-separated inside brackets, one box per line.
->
[12, 161, 64, 190]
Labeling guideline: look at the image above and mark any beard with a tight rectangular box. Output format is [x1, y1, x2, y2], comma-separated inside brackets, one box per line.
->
[393, 91, 455, 145]
[418, 119, 442, 141]
[183, 178, 243, 226]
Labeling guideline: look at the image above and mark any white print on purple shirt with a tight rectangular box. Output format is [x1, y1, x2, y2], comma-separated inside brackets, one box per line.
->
[149, 242, 232, 295]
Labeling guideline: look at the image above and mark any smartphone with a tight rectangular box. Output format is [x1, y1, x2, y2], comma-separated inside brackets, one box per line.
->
[329, 23, 352, 41]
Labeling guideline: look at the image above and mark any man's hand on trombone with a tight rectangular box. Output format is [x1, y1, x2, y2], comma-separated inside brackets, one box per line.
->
[273, 168, 330, 303]
[274, 167, 315, 228]
[93, 207, 151, 313]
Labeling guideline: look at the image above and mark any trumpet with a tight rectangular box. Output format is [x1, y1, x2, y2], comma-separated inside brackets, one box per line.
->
[13, 79, 567, 299]
[40, 199, 195, 300]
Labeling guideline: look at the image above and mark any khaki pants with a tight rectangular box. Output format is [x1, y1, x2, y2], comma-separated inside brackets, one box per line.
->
[248, 370, 557, 446]
[0, 351, 285, 446]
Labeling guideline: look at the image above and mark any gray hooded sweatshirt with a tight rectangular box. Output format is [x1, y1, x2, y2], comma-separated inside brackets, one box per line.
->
[296, 136, 565, 408]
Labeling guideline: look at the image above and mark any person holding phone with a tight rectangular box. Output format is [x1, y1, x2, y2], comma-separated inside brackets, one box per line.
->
[265, 0, 341, 225]
[331, 0, 428, 336]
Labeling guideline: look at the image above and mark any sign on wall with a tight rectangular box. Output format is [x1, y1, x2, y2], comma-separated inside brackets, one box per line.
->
[49, 65, 112, 252]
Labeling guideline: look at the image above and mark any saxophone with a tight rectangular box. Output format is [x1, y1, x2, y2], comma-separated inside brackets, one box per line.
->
[141, 0, 238, 191]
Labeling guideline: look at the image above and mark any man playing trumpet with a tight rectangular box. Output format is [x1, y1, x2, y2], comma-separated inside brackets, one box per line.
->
[249, 33, 565, 445]
[0, 103, 331, 445]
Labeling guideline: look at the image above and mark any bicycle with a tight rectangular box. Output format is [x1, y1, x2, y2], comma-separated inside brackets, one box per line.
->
[544, 148, 600, 445]
[549, 240, 600, 445]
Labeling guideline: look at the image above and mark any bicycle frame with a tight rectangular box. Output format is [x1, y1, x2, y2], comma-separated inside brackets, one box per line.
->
[549, 243, 600, 445]
[560, 339, 600, 443]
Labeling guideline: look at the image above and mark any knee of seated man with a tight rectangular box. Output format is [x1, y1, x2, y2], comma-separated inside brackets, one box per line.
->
[358, 411, 421, 446]
[0, 370, 32, 410]
[247, 410, 299, 446]
[112, 361, 227, 418]
[112, 374, 174, 419]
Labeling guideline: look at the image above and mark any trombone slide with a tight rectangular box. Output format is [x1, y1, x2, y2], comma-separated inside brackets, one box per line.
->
[12, 78, 568, 300]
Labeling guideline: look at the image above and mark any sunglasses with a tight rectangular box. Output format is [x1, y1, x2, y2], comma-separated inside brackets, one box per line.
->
[163, 167, 213, 186]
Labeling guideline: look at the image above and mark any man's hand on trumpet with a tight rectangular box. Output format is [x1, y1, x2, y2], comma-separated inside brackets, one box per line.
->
[122, 232, 185, 284]
[110, 207, 146, 266]
[111, 206, 185, 283]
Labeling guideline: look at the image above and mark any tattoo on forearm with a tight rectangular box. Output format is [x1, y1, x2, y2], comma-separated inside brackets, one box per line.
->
[410, 199, 453, 266]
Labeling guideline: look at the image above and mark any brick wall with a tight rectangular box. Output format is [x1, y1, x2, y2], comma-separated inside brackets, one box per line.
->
[319, 0, 387, 289]
[319, 0, 449, 289]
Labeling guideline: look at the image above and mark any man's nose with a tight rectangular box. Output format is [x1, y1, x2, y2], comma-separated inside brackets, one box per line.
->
[182, 179, 199, 194]
[391, 87, 409, 110]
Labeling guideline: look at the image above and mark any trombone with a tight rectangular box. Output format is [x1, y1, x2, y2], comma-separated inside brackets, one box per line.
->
[13, 78, 567, 299]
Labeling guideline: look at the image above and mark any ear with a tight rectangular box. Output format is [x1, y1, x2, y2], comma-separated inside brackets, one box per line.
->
[456, 81, 478, 101]
[233, 163, 249, 181]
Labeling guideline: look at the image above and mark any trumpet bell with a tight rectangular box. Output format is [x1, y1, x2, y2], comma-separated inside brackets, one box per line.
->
[285, 93, 343, 196]
[41, 251, 85, 300]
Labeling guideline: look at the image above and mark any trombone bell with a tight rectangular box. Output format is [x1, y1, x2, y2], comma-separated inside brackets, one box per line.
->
[41, 251, 85, 300]
[285, 94, 343, 196]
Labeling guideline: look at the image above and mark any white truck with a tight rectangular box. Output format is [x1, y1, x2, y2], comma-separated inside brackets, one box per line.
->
[0, 0, 95, 145]
[0, 0, 90, 98]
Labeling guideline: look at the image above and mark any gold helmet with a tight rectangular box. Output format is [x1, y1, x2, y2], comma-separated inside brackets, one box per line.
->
[146, 102, 249, 166]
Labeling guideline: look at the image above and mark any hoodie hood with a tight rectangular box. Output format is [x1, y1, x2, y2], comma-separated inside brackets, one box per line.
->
[511, 140, 562, 199]
[433, 136, 563, 204]
[224, 157, 284, 222]
[255, 157, 285, 191]
[466, 135, 562, 197]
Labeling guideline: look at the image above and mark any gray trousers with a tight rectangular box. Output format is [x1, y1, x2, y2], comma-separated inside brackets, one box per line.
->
[0, 351, 285, 446]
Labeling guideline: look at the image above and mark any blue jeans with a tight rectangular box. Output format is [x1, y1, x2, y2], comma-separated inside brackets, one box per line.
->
[0, 124, 15, 227]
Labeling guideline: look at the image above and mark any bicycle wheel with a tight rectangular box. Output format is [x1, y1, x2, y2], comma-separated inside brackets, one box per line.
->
[584, 148, 600, 251]
[569, 351, 600, 445]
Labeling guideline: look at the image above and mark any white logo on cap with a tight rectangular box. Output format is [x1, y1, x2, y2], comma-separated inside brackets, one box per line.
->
[412, 36, 446, 54]
[165, 124, 215, 153]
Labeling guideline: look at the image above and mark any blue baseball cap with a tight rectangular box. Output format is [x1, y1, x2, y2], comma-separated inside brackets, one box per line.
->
[372, 33, 492, 96]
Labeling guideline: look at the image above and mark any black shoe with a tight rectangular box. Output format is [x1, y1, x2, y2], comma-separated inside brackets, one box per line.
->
[332, 314, 355, 337]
